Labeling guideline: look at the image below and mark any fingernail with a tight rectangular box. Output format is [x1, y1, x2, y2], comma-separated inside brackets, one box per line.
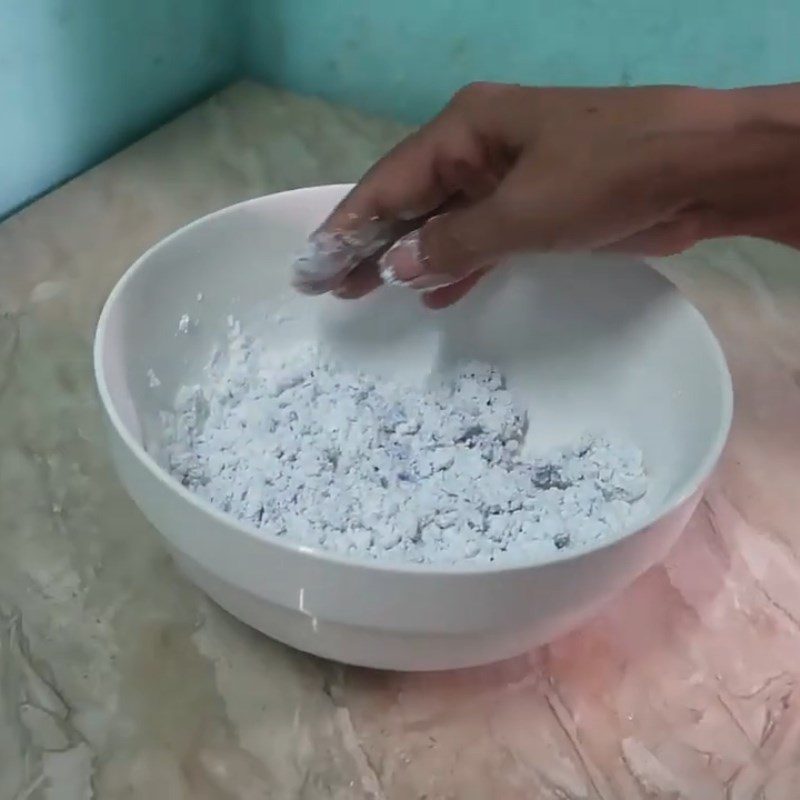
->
[379, 230, 425, 281]
[379, 231, 455, 291]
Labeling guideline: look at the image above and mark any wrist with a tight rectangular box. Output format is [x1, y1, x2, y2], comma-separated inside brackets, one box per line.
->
[675, 85, 800, 242]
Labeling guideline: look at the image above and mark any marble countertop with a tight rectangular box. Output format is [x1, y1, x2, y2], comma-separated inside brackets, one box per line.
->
[2, 80, 800, 799]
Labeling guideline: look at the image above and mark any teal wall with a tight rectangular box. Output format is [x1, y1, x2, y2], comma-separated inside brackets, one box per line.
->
[0, 0, 240, 219]
[5, 0, 800, 219]
[243, 0, 800, 123]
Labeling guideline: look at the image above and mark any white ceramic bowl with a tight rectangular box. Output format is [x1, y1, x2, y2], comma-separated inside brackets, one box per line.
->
[94, 184, 732, 671]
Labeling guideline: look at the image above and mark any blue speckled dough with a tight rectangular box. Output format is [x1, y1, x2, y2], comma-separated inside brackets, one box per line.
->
[161, 329, 648, 565]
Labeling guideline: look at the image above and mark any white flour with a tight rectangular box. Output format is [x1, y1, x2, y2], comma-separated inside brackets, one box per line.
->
[160, 326, 648, 565]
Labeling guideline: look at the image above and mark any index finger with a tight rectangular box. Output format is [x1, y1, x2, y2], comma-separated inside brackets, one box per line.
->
[292, 119, 486, 294]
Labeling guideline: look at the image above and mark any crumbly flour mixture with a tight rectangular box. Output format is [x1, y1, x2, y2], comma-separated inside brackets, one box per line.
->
[161, 325, 647, 565]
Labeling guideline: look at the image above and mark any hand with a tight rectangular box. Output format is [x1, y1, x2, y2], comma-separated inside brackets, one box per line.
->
[292, 82, 800, 308]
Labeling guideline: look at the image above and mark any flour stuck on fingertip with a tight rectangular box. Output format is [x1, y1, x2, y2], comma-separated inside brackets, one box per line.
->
[292, 221, 395, 292]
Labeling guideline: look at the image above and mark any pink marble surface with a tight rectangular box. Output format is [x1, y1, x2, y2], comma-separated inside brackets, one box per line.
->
[1, 81, 799, 799]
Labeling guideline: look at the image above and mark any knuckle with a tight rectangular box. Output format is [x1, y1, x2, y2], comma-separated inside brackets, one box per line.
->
[449, 81, 506, 110]
[493, 186, 528, 224]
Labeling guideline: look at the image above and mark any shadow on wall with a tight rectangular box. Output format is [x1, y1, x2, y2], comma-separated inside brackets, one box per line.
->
[241, 0, 800, 124]
[0, 0, 241, 220]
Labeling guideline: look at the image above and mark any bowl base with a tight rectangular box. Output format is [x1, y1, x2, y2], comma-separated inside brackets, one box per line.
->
[177, 552, 619, 671]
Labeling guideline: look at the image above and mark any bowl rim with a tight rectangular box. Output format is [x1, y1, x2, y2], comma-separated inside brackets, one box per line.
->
[93, 183, 734, 577]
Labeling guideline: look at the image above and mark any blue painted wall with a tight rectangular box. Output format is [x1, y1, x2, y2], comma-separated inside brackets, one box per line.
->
[5, 0, 800, 219]
[243, 0, 800, 123]
[0, 0, 240, 219]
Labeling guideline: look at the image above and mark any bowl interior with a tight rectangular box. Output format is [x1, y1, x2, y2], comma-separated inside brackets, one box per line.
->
[98, 185, 732, 553]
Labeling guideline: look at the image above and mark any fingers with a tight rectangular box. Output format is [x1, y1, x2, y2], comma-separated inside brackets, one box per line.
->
[378, 195, 511, 289]
[292, 218, 397, 295]
[292, 118, 501, 294]
[595, 210, 711, 257]
[291, 134, 449, 295]
[332, 259, 383, 299]
[422, 267, 490, 309]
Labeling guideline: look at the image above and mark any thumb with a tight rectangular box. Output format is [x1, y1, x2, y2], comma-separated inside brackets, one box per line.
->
[379, 198, 511, 290]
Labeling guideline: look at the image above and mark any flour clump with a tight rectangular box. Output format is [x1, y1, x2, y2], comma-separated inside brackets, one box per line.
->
[161, 329, 648, 565]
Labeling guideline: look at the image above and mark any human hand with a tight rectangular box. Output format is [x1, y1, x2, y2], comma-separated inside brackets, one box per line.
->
[292, 82, 799, 307]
